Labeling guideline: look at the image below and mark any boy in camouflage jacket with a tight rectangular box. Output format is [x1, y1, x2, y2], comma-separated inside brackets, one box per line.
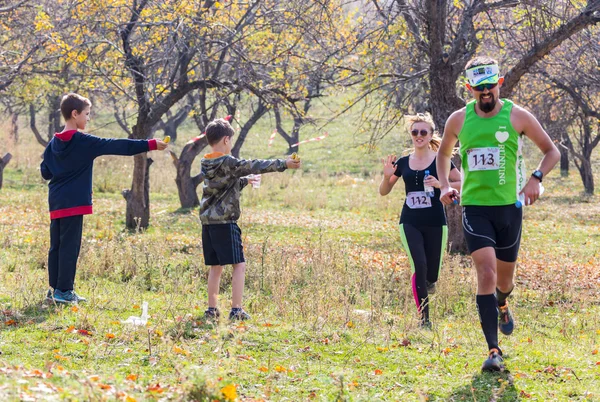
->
[200, 118, 301, 321]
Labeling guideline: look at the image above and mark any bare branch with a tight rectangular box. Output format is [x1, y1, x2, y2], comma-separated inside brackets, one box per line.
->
[502, 2, 600, 96]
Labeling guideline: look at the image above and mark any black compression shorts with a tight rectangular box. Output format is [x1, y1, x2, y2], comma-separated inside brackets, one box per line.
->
[462, 205, 522, 262]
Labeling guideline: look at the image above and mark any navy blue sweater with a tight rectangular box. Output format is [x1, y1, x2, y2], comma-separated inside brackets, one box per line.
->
[41, 130, 157, 219]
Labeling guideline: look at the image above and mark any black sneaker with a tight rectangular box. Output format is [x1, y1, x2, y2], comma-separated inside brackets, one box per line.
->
[204, 308, 220, 321]
[498, 303, 514, 335]
[229, 309, 251, 321]
[426, 281, 436, 294]
[420, 319, 432, 330]
[481, 349, 504, 372]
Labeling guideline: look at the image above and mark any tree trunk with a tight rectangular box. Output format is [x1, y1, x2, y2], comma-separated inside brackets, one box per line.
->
[231, 101, 268, 157]
[172, 138, 209, 208]
[9, 112, 18, 143]
[274, 106, 305, 155]
[578, 157, 594, 195]
[0, 153, 13, 190]
[559, 143, 569, 178]
[123, 155, 153, 229]
[160, 104, 192, 143]
[48, 95, 62, 137]
[29, 105, 49, 147]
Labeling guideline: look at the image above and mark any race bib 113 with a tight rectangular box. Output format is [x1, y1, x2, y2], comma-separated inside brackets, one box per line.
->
[466, 147, 499, 171]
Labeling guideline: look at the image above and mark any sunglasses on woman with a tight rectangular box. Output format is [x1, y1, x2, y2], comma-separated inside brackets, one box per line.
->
[472, 83, 498, 91]
[411, 129, 430, 137]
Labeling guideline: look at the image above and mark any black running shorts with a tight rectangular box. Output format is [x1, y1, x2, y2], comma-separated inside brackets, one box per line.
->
[202, 223, 245, 266]
[462, 205, 522, 262]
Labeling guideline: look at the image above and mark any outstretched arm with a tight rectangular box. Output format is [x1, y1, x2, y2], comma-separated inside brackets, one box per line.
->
[228, 155, 300, 178]
[87, 135, 167, 158]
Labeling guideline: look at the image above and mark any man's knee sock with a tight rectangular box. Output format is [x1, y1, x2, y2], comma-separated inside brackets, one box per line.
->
[496, 286, 514, 307]
[476, 294, 501, 353]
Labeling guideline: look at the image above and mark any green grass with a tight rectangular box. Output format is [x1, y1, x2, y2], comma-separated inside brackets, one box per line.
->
[0, 104, 599, 400]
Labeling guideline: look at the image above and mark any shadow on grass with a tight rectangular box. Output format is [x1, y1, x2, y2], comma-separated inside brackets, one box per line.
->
[449, 371, 522, 401]
[0, 302, 53, 332]
[172, 207, 198, 215]
[546, 193, 596, 205]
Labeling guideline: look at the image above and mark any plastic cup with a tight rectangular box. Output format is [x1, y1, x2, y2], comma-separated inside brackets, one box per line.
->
[248, 174, 261, 188]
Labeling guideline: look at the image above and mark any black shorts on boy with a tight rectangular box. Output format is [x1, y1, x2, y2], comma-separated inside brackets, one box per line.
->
[202, 223, 245, 266]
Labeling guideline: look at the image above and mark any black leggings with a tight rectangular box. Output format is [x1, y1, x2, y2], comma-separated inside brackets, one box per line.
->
[399, 223, 448, 322]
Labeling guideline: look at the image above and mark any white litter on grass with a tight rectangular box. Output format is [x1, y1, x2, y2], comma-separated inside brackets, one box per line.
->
[122, 301, 149, 326]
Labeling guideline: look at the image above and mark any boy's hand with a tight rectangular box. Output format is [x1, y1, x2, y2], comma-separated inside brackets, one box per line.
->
[155, 140, 168, 151]
[286, 157, 301, 169]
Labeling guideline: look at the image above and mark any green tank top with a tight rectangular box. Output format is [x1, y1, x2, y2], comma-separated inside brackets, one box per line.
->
[458, 99, 526, 206]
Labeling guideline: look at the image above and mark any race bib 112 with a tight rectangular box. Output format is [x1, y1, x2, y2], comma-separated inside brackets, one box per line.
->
[406, 191, 432, 209]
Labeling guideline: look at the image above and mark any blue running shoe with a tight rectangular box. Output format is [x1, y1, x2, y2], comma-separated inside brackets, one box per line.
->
[498, 303, 514, 335]
[482, 348, 504, 372]
[53, 289, 86, 304]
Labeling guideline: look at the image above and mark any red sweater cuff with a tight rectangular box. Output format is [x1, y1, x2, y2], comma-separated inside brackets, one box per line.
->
[148, 139, 158, 151]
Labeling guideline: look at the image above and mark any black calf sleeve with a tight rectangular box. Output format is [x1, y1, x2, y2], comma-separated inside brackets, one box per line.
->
[496, 286, 514, 307]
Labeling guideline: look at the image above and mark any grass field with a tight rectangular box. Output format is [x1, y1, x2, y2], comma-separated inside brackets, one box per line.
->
[0, 103, 599, 401]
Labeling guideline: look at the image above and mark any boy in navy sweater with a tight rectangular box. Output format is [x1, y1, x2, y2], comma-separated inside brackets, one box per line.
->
[40, 93, 168, 304]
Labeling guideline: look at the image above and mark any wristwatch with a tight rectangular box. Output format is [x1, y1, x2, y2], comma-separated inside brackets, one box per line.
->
[531, 170, 543, 182]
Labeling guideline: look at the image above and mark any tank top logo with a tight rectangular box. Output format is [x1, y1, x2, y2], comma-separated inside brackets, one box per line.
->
[496, 126, 508, 185]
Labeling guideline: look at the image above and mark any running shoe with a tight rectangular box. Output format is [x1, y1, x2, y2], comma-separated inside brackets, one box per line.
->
[498, 303, 514, 335]
[481, 348, 504, 372]
[229, 309, 251, 321]
[204, 308, 221, 321]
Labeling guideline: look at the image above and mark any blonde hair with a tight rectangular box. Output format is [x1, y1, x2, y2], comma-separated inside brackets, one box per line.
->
[404, 112, 442, 152]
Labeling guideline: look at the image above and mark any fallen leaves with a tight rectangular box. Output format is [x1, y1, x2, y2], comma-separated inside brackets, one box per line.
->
[23, 369, 51, 379]
[520, 390, 532, 398]
[147, 383, 165, 393]
[220, 384, 237, 401]
[172, 345, 189, 356]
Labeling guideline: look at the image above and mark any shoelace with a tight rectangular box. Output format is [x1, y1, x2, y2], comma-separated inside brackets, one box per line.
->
[499, 306, 509, 322]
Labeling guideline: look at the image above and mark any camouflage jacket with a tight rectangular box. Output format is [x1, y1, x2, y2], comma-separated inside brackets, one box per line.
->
[199, 153, 287, 224]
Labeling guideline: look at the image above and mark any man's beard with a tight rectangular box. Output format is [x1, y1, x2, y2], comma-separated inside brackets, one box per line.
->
[478, 94, 496, 113]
